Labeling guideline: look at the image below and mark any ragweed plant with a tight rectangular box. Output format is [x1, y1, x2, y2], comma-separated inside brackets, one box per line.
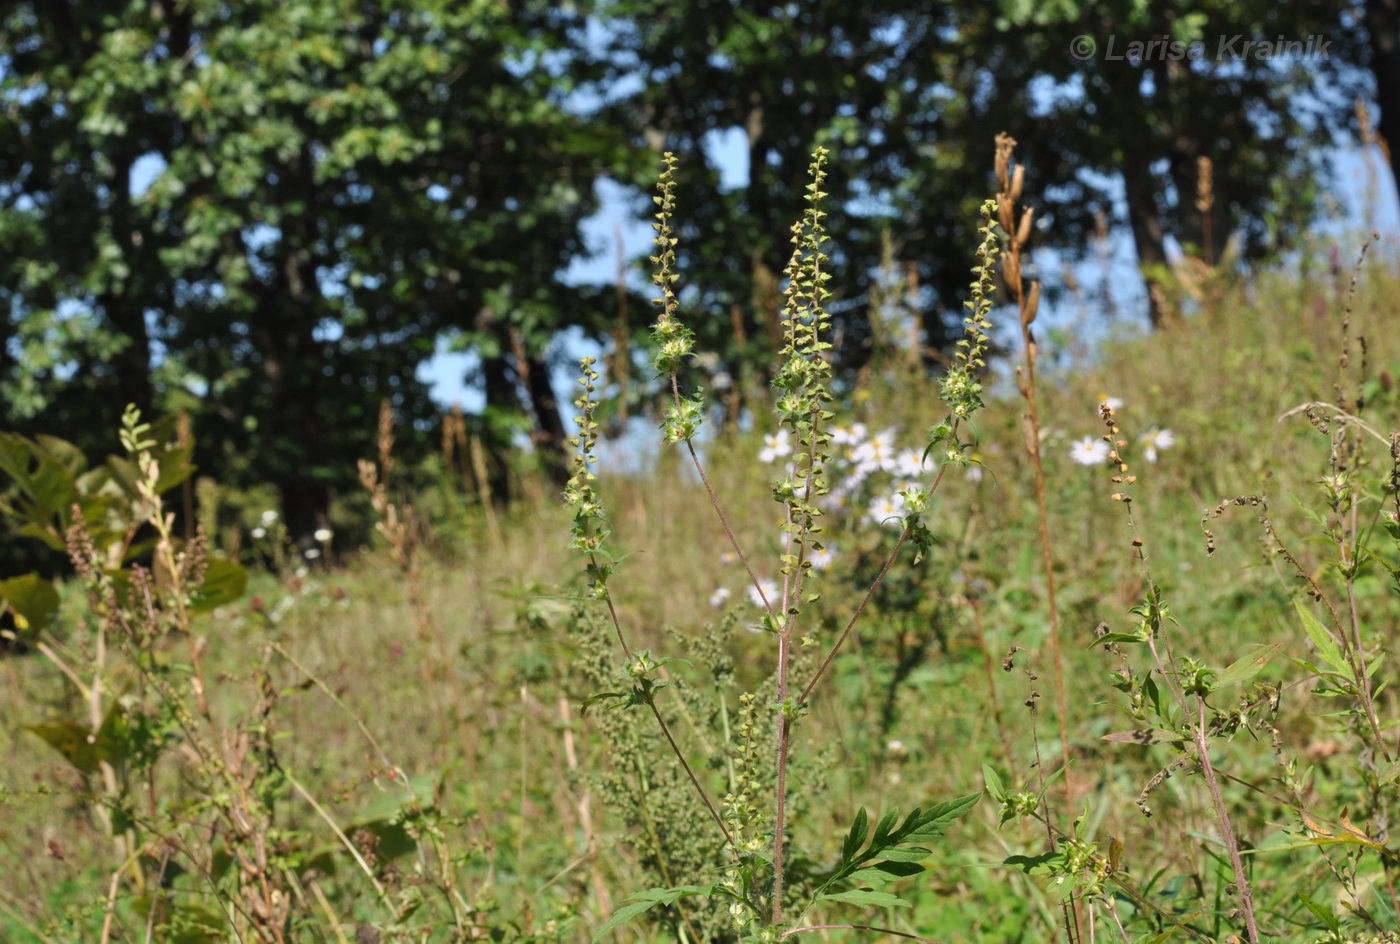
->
[566, 150, 1011, 944]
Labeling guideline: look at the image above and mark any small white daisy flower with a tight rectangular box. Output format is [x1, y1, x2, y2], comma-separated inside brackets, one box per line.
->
[1069, 437, 1111, 466]
[747, 578, 778, 608]
[809, 546, 835, 570]
[831, 422, 867, 446]
[709, 587, 732, 608]
[866, 492, 908, 527]
[758, 429, 793, 463]
[1139, 428, 1175, 463]
[260, 510, 279, 526]
[251, 527, 267, 539]
[895, 448, 925, 479]
[1099, 396, 1124, 412]
[314, 528, 333, 542]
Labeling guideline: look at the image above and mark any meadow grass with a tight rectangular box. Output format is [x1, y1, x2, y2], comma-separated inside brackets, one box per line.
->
[1, 164, 1399, 944]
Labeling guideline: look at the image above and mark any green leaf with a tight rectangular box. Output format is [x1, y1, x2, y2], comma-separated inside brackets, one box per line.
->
[982, 764, 1005, 802]
[0, 574, 60, 634]
[1296, 601, 1349, 675]
[1089, 632, 1147, 646]
[1213, 643, 1280, 689]
[1296, 892, 1340, 934]
[902, 794, 982, 843]
[847, 861, 925, 887]
[189, 557, 247, 611]
[842, 807, 869, 861]
[1003, 852, 1057, 875]
[870, 808, 899, 847]
[592, 886, 714, 943]
[816, 889, 911, 909]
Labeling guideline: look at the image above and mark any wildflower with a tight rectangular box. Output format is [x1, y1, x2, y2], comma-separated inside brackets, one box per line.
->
[886, 739, 909, 760]
[759, 429, 793, 463]
[894, 448, 925, 479]
[1139, 428, 1175, 463]
[260, 509, 279, 526]
[866, 492, 908, 527]
[966, 452, 985, 482]
[1098, 395, 1124, 412]
[831, 421, 867, 446]
[747, 578, 777, 608]
[853, 427, 898, 475]
[719, 550, 737, 565]
[709, 587, 732, 608]
[810, 545, 835, 570]
[314, 527, 333, 542]
[304, 548, 321, 560]
[1069, 437, 1111, 466]
[251, 527, 267, 539]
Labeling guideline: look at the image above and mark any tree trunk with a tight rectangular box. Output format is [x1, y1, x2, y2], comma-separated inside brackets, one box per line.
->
[1120, 158, 1174, 329]
[1366, 0, 1400, 193]
[524, 352, 569, 487]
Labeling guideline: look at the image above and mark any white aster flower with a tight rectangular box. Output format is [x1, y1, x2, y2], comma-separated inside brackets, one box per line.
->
[314, 527, 333, 542]
[260, 510, 279, 526]
[758, 429, 793, 463]
[809, 545, 835, 570]
[831, 421, 867, 446]
[866, 492, 908, 527]
[1098, 396, 1124, 412]
[747, 578, 778, 608]
[1069, 437, 1111, 466]
[895, 448, 925, 479]
[1139, 428, 1175, 463]
[709, 587, 732, 608]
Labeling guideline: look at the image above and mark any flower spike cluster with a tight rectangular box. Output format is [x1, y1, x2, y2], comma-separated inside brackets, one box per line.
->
[648, 152, 705, 444]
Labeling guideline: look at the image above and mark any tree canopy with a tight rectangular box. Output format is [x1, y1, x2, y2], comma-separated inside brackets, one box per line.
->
[0, 0, 1384, 540]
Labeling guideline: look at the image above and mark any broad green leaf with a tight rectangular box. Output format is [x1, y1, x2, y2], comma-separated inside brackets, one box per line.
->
[1004, 852, 1057, 874]
[1296, 892, 1340, 934]
[847, 861, 924, 887]
[982, 763, 1005, 802]
[1296, 600, 1349, 675]
[592, 886, 713, 943]
[817, 889, 910, 909]
[1089, 632, 1147, 647]
[189, 557, 247, 612]
[1213, 643, 1280, 689]
[0, 574, 60, 633]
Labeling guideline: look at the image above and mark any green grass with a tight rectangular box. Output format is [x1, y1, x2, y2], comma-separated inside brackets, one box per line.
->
[2, 241, 1400, 944]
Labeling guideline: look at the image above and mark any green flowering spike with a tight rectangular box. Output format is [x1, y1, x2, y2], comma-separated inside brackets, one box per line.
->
[767, 148, 838, 622]
[649, 152, 699, 382]
[930, 200, 999, 463]
[564, 357, 614, 592]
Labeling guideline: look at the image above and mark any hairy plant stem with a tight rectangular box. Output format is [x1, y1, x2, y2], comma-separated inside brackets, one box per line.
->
[1192, 698, 1260, 944]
